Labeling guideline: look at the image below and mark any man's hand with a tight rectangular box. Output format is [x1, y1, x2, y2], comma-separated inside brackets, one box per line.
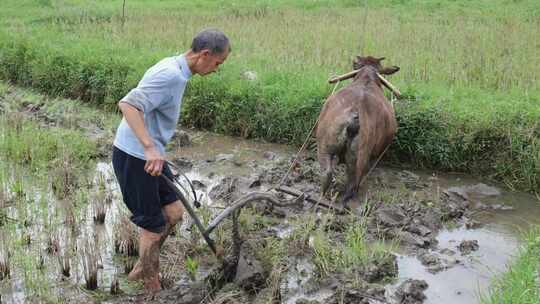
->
[144, 145, 165, 176]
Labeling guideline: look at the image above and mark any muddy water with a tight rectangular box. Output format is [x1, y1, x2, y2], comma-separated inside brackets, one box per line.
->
[389, 172, 540, 304]
[0, 161, 125, 304]
[1, 130, 540, 304]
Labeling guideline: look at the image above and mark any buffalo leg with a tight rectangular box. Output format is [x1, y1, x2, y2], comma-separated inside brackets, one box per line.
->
[318, 151, 334, 196]
[342, 145, 369, 208]
[341, 162, 358, 208]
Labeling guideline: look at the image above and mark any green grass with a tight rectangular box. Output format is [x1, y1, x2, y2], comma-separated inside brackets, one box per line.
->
[287, 213, 395, 278]
[0, 115, 97, 176]
[0, 0, 538, 191]
[481, 226, 540, 304]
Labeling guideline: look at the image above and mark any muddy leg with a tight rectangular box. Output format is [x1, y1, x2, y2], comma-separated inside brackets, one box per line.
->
[159, 202, 184, 246]
[341, 144, 368, 208]
[128, 201, 184, 281]
[318, 151, 334, 196]
[341, 163, 359, 208]
[139, 229, 161, 293]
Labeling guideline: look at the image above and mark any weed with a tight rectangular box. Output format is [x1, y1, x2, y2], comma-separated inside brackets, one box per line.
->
[0, 248, 10, 281]
[114, 215, 139, 257]
[56, 231, 72, 277]
[311, 229, 336, 277]
[185, 256, 198, 281]
[110, 274, 121, 295]
[92, 193, 107, 224]
[81, 234, 100, 290]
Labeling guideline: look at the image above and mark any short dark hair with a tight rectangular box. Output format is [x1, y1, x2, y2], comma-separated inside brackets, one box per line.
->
[191, 28, 230, 54]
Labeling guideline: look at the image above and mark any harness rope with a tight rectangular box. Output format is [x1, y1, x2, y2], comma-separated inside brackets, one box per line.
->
[277, 79, 342, 187]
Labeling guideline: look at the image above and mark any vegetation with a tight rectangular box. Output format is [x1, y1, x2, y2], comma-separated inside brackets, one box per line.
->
[0, 82, 107, 302]
[275, 212, 395, 278]
[0, 0, 538, 191]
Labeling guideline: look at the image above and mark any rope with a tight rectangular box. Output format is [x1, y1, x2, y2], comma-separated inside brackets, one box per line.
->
[357, 142, 391, 188]
[277, 80, 341, 187]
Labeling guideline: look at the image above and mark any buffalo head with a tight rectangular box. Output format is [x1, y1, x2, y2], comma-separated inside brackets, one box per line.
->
[353, 56, 400, 75]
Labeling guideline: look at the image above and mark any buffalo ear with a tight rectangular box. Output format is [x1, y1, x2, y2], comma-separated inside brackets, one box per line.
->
[378, 57, 386, 62]
[379, 66, 400, 75]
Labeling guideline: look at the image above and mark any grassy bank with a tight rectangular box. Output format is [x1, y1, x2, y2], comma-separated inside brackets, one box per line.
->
[0, 0, 538, 191]
[481, 226, 540, 304]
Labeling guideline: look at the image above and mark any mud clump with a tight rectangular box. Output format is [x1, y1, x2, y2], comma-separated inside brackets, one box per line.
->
[398, 170, 429, 190]
[191, 180, 206, 190]
[263, 151, 276, 160]
[394, 279, 428, 304]
[325, 281, 387, 304]
[373, 189, 470, 249]
[417, 249, 460, 273]
[172, 130, 192, 147]
[371, 203, 442, 249]
[374, 205, 408, 228]
[171, 157, 193, 172]
[234, 242, 267, 292]
[417, 250, 441, 267]
[361, 254, 398, 283]
[215, 153, 234, 162]
[296, 299, 322, 304]
[156, 280, 207, 304]
[209, 176, 242, 203]
[458, 240, 479, 255]
[465, 218, 483, 229]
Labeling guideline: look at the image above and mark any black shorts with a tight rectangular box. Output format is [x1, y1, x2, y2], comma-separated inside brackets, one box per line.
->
[112, 146, 179, 233]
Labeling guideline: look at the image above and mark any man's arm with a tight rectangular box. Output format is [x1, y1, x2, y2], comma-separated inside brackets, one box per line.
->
[118, 102, 164, 176]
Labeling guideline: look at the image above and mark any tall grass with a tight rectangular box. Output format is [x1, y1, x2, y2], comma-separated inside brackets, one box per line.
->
[0, 0, 538, 190]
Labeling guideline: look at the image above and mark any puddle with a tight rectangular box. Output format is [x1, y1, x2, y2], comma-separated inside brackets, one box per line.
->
[387, 170, 540, 304]
[394, 227, 520, 304]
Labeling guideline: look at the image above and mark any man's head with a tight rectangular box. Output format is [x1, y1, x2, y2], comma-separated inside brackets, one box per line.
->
[188, 29, 231, 76]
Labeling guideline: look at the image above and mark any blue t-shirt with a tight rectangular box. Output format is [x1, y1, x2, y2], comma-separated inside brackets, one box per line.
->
[114, 55, 192, 160]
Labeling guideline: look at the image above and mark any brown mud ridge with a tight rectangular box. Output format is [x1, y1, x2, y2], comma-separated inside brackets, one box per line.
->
[111, 149, 491, 304]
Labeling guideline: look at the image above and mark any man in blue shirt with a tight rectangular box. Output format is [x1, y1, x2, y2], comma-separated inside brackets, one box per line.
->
[112, 28, 230, 293]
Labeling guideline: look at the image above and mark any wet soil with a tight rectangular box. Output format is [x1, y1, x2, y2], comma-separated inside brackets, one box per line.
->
[1, 96, 540, 304]
[105, 130, 540, 304]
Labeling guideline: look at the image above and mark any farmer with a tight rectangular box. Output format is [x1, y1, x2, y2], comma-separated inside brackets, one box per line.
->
[112, 28, 230, 293]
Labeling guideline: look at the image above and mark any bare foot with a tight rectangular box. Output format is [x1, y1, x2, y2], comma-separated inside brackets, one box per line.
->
[127, 259, 143, 281]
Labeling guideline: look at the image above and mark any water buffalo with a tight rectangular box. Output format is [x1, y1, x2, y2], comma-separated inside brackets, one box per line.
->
[316, 56, 399, 207]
